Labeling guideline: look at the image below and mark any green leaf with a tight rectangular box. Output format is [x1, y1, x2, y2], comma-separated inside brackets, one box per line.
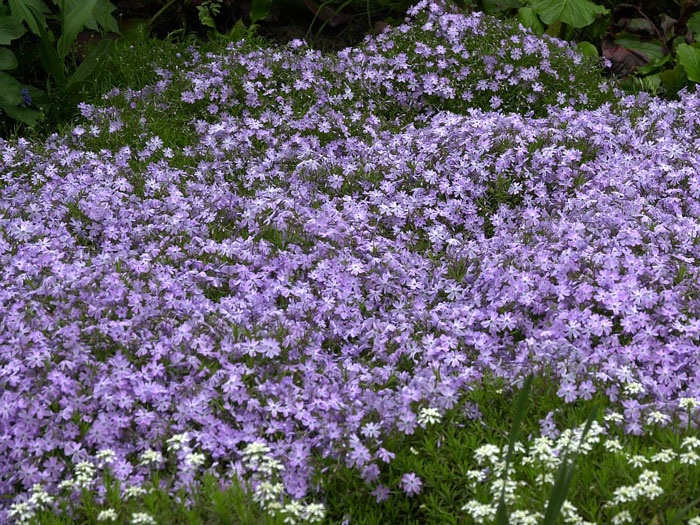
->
[0, 15, 26, 44]
[250, 0, 273, 24]
[677, 43, 700, 83]
[26, 4, 67, 86]
[545, 20, 561, 37]
[688, 11, 700, 37]
[0, 70, 22, 105]
[57, 0, 97, 58]
[8, 0, 49, 35]
[576, 41, 598, 58]
[227, 19, 247, 42]
[542, 406, 598, 524]
[660, 65, 688, 96]
[84, 0, 119, 34]
[67, 37, 113, 88]
[529, 0, 608, 29]
[614, 33, 665, 61]
[634, 53, 672, 76]
[0, 47, 17, 69]
[495, 374, 533, 525]
[0, 99, 42, 125]
[638, 72, 661, 93]
[667, 497, 700, 525]
[517, 7, 544, 34]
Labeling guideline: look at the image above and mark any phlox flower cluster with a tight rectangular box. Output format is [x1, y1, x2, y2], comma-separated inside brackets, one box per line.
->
[1, 0, 700, 518]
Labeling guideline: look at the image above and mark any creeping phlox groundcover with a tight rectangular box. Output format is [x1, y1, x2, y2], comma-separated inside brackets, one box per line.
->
[2, 0, 700, 521]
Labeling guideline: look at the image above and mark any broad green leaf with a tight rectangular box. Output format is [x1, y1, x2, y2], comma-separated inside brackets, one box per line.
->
[576, 41, 598, 58]
[634, 53, 671, 76]
[660, 64, 688, 95]
[250, 0, 273, 24]
[0, 47, 17, 69]
[0, 70, 22, 105]
[517, 7, 544, 34]
[39, 33, 66, 85]
[614, 33, 665, 61]
[677, 43, 700, 83]
[688, 11, 700, 37]
[638, 72, 661, 93]
[8, 0, 49, 35]
[545, 19, 561, 37]
[0, 15, 26, 44]
[529, 0, 608, 29]
[227, 19, 247, 42]
[67, 37, 113, 88]
[0, 99, 42, 125]
[84, 0, 119, 34]
[26, 4, 67, 86]
[57, 0, 97, 58]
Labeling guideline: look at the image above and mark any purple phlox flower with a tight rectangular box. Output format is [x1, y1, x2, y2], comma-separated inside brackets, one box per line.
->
[400, 472, 422, 497]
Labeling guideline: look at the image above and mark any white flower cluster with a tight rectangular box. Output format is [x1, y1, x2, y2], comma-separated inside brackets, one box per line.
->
[417, 407, 442, 427]
[241, 441, 326, 524]
[459, 412, 700, 524]
[96, 448, 117, 466]
[166, 432, 190, 452]
[140, 449, 164, 467]
[7, 484, 54, 525]
[605, 469, 663, 507]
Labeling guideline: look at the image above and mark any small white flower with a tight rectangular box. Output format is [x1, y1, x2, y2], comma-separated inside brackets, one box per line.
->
[682, 437, 700, 450]
[679, 398, 699, 411]
[417, 407, 442, 426]
[650, 449, 676, 463]
[185, 451, 206, 469]
[646, 411, 670, 425]
[462, 500, 497, 523]
[474, 444, 501, 464]
[623, 382, 645, 396]
[140, 449, 164, 466]
[604, 412, 624, 424]
[603, 438, 624, 453]
[131, 512, 156, 525]
[611, 510, 633, 524]
[97, 508, 119, 522]
[96, 448, 116, 465]
[166, 432, 190, 452]
[242, 441, 271, 458]
[466, 469, 487, 483]
[508, 509, 544, 525]
[124, 485, 148, 499]
[680, 451, 699, 465]
[628, 455, 648, 468]
[303, 502, 326, 523]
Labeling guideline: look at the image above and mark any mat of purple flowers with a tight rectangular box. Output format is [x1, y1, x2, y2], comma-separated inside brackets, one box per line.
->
[1, 0, 700, 519]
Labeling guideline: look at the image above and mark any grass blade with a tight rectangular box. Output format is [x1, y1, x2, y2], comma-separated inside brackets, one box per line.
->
[667, 496, 700, 525]
[495, 373, 534, 525]
[542, 405, 598, 524]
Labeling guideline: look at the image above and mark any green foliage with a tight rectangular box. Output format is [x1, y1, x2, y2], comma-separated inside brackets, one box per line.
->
[676, 43, 700, 83]
[516, 6, 544, 34]
[0, 0, 118, 128]
[528, 0, 608, 28]
[250, 0, 274, 24]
